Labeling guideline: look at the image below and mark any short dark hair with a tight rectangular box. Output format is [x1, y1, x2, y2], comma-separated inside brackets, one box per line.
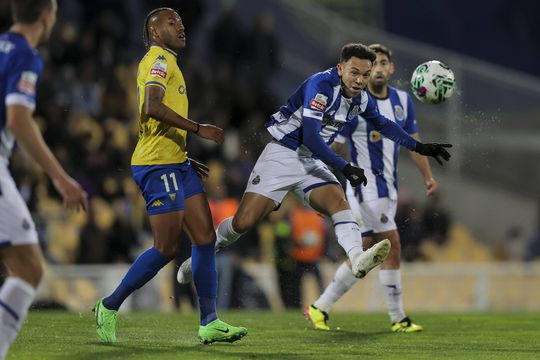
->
[142, 7, 175, 50]
[11, 0, 52, 24]
[340, 43, 376, 64]
[369, 43, 392, 61]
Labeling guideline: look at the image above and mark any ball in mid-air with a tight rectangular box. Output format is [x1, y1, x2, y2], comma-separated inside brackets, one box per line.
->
[410, 60, 455, 104]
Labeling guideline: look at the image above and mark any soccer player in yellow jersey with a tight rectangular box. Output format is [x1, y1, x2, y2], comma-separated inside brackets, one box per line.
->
[94, 7, 247, 344]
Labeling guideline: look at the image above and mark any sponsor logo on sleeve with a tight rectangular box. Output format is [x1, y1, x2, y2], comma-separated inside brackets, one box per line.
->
[310, 93, 328, 111]
[150, 61, 168, 79]
[17, 71, 38, 96]
[0, 40, 15, 53]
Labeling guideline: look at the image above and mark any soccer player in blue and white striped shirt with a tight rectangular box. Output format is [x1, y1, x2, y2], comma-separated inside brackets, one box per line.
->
[309, 44, 434, 332]
[177, 44, 451, 293]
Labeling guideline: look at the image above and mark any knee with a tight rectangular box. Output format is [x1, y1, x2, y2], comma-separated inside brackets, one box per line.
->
[232, 212, 254, 234]
[154, 242, 179, 261]
[191, 228, 216, 246]
[23, 260, 43, 288]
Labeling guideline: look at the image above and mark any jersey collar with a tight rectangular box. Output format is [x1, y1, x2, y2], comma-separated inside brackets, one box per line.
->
[150, 43, 177, 58]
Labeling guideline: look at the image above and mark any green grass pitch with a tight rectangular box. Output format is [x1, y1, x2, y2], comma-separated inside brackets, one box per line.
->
[9, 311, 540, 359]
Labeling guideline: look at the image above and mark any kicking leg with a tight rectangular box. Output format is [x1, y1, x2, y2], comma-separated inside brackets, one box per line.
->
[177, 192, 277, 284]
[308, 184, 390, 278]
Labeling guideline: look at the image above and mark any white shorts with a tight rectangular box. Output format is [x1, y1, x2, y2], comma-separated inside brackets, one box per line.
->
[345, 183, 397, 235]
[0, 166, 38, 248]
[245, 141, 340, 206]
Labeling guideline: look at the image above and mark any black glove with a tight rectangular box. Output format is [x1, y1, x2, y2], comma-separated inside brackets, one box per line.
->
[414, 142, 453, 165]
[342, 164, 367, 187]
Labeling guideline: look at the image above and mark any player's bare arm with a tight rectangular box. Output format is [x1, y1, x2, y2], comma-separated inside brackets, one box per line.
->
[409, 133, 438, 196]
[143, 85, 224, 144]
[6, 105, 87, 211]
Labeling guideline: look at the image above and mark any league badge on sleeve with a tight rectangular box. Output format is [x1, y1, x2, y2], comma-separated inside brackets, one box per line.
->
[150, 61, 168, 79]
[17, 71, 38, 96]
[310, 93, 328, 111]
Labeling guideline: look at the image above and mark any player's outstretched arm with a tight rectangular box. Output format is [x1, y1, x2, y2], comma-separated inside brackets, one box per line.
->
[362, 95, 452, 165]
[7, 105, 88, 211]
[143, 85, 224, 144]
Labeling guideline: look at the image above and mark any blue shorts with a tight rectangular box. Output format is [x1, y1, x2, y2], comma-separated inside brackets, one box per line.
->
[131, 162, 204, 215]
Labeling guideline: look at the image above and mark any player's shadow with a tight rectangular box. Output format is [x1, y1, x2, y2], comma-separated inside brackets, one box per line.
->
[304, 328, 393, 344]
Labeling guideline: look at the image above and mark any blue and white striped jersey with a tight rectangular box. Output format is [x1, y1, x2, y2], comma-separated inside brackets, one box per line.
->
[0, 32, 43, 166]
[266, 67, 417, 172]
[336, 86, 418, 202]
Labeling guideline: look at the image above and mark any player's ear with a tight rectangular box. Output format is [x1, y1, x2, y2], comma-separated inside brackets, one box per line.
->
[389, 62, 395, 76]
[149, 25, 160, 43]
[337, 62, 343, 76]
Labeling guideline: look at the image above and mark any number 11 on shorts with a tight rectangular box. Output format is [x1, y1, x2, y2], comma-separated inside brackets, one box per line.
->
[161, 173, 179, 192]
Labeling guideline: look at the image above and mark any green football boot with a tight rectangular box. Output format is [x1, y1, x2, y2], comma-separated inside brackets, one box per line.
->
[93, 298, 118, 342]
[198, 319, 248, 344]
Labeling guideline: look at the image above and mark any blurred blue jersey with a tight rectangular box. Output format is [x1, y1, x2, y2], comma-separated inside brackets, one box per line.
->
[0, 32, 43, 165]
[337, 86, 419, 201]
[266, 67, 417, 171]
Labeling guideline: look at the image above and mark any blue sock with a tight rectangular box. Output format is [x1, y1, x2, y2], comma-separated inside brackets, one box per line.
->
[103, 247, 168, 311]
[192, 244, 218, 325]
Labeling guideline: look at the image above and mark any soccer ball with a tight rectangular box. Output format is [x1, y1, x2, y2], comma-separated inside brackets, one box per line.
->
[410, 60, 455, 104]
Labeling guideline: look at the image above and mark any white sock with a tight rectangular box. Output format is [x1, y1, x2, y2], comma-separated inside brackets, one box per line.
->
[0, 277, 36, 359]
[379, 269, 406, 322]
[313, 262, 358, 313]
[331, 210, 363, 261]
[215, 217, 243, 252]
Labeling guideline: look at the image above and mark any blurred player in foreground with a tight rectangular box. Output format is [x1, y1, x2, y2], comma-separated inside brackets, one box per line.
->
[177, 44, 451, 290]
[307, 44, 434, 332]
[0, 0, 88, 358]
[93, 7, 247, 344]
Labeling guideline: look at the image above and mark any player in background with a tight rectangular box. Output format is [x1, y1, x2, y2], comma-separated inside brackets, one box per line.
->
[307, 44, 433, 332]
[176, 44, 451, 288]
[93, 8, 247, 344]
[0, 0, 88, 358]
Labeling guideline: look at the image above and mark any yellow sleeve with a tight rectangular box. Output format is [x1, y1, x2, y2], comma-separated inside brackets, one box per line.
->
[142, 49, 172, 91]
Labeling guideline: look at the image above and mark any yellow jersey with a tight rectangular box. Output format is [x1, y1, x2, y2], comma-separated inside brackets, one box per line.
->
[131, 45, 189, 165]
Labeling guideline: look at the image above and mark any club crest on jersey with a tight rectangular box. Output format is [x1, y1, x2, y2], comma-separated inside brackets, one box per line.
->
[150, 61, 168, 79]
[369, 130, 381, 142]
[252, 175, 261, 185]
[169, 193, 177, 201]
[380, 213, 389, 224]
[394, 105, 405, 121]
[17, 71, 38, 96]
[178, 85, 186, 94]
[348, 105, 360, 120]
[310, 93, 328, 111]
